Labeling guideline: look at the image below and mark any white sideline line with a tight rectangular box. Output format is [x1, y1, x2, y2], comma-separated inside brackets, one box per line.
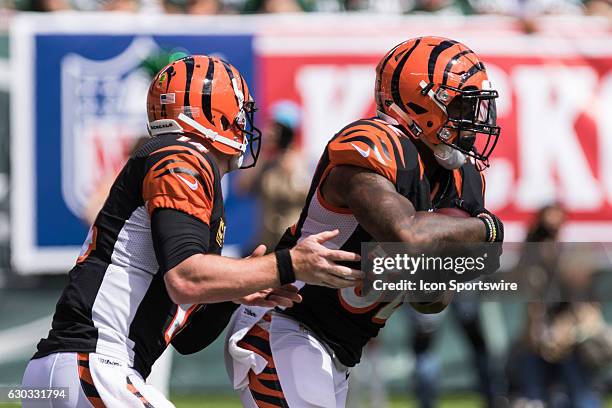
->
[0, 58, 8, 92]
[0, 316, 52, 364]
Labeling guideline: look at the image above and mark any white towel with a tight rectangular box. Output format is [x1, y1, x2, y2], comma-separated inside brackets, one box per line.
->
[224, 305, 272, 390]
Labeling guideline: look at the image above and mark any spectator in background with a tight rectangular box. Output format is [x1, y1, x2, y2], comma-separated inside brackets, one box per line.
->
[236, 100, 310, 252]
[583, 0, 612, 17]
[186, 0, 221, 13]
[242, 0, 308, 12]
[511, 203, 604, 408]
[407, 297, 505, 408]
[162, 0, 221, 13]
[98, 0, 139, 11]
[27, 0, 71, 11]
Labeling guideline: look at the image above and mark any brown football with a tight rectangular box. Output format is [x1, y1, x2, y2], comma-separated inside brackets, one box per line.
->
[435, 207, 470, 218]
[409, 206, 469, 314]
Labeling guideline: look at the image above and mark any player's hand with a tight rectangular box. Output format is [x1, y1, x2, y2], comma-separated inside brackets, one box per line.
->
[452, 199, 504, 243]
[237, 248, 303, 307]
[247, 244, 267, 258]
[290, 230, 364, 288]
[235, 285, 302, 308]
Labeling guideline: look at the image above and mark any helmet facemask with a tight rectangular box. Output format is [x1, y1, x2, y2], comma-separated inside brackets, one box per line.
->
[233, 99, 262, 169]
[433, 84, 500, 170]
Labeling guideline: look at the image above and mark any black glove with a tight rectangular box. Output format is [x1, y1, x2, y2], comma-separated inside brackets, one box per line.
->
[452, 199, 504, 243]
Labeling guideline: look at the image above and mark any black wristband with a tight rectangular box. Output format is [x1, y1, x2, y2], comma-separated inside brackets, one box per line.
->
[275, 249, 295, 286]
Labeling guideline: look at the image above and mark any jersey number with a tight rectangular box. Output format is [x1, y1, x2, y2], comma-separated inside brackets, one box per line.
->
[339, 287, 405, 324]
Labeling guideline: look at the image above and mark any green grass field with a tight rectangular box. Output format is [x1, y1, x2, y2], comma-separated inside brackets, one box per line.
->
[170, 394, 481, 408]
[3, 394, 611, 407]
[0, 394, 484, 407]
[169, 394, 612, 408]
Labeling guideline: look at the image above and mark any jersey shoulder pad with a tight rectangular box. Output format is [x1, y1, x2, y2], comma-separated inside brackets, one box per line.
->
[142, 144, 217, 225]
[327, 118, 407, 184]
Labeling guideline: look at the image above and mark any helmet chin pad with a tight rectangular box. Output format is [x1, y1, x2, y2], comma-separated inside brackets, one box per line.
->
[422, 138, 467, 170]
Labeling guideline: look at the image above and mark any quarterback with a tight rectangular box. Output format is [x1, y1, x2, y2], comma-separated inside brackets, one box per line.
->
[21, 55, 362, 408]
[226, 37, 504, 408]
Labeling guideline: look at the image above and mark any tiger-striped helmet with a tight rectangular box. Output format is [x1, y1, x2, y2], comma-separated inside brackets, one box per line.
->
[146, 55, 261, 168]
[375, 37, 500, 168]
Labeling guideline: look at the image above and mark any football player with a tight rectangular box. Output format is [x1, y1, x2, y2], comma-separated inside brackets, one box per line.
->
[225, 37, 504, 408]
[21, 55, 362, 408]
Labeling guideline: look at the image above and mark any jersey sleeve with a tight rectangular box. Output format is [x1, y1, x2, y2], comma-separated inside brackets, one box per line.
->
[151, 208, 210, 272]
[142, 149, 216, 225]
[455, 162, 486, 207]
[327, 119, 405, 184]
[171, 302, 238, 355]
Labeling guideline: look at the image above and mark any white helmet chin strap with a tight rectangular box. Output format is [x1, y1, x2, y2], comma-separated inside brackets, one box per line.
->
[148, 114, 247, 153]
[177, 113, 246, 152]
[376, 110, 399, 126]
[148, 113, 247, 153]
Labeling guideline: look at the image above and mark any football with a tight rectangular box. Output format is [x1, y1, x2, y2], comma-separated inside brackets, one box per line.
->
[409, 206, 470, 314]
[435, 207, 471, 218]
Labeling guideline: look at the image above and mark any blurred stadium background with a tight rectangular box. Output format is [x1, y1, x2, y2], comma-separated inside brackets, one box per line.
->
[0, 0, 611, 406]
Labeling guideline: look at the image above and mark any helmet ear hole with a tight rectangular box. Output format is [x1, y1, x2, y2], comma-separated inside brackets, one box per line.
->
[221, 116, 231, 131]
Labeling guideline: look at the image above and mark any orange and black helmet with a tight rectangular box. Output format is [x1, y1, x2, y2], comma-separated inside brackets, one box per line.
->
[147, 55, 261, 168]
[375, 36, 500, 168]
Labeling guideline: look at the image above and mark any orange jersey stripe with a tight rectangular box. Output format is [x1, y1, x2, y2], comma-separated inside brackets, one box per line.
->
[453, 169, 463, 197]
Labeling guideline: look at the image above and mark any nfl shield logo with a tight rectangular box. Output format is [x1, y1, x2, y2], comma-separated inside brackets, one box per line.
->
[60, 36, 160, 218]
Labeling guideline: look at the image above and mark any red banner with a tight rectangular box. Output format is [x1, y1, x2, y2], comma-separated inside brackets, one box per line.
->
[257, 18, 612, 241]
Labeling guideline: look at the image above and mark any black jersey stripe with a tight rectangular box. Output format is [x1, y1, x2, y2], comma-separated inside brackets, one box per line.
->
[153, 158, 182, 172]
[79, 376, 101, 398]
[241, 334, 273, 356]
[390, 38, 421, 108]
[249, 389, 288, 408]
[339, 135, 377, 150]
[442, 50, 473, 86]
[147, 148, 212, 181]
[261, 366, 277, 374]
[427, 40, 457, 84]
[333, 119, 384, 141]
[153, 167, 204, 183]
[258, 378, 284, 392]
[202, 56, 215, 124]
[380, 135, 391, 161]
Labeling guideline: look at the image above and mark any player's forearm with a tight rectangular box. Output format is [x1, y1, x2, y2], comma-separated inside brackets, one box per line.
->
[165, 253, 280, 304]
[171, 301, 238, 354]
[396, 212, 487, 244]
[346, 180, 485, 244]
